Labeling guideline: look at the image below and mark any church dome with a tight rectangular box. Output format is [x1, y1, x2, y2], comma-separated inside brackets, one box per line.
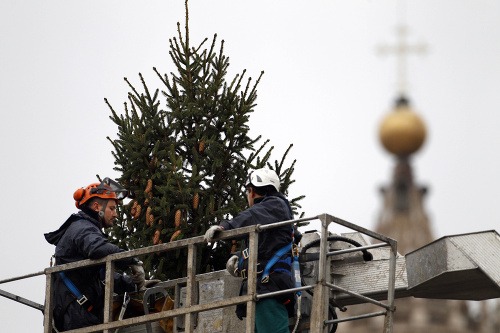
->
[379, 96, 427, 157]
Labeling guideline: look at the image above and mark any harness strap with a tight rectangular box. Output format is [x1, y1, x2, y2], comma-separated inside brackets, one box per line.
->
[292, 244, 302, 296]
[118, 292, 131, 321]
[238, 253, 292, 280]
[261, 243, 292, 283]
[291, 242, 303, 333]
[238, 226, 296, 282]
[59, 272, 92, 311]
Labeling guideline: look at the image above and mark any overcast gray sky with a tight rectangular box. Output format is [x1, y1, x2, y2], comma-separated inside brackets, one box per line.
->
[1, 1, 499, 331]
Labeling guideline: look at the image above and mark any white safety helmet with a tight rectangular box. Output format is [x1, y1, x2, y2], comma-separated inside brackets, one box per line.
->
[246, 168, 280, 192]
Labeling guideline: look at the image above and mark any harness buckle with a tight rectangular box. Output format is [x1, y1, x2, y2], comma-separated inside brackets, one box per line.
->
[76, 295, 88, 306]
[240, 269, 247, 279]
[242, 248, 249, 259]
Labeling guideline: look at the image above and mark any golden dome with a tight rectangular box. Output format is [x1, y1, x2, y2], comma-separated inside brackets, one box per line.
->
[379, 97, 427, 157]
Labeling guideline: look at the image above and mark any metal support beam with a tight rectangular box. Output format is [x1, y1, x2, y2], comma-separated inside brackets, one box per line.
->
[0, 270, 45, 285]
[326, 310, 387, 324]
[0, 288, 44, 312]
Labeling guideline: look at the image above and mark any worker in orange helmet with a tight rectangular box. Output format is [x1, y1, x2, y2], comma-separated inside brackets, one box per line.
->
[45, 177, 157, 331]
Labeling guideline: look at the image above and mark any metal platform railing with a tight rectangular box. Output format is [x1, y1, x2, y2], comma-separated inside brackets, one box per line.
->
[306, 214, 397, 333]
[0, 213, 398, 333]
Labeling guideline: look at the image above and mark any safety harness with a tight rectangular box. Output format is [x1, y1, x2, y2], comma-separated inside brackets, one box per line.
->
[237, 238, 294, 281]
[58, 272, 94, 312]
[260, 242, 292, 283]
[236, 223, 301, 282]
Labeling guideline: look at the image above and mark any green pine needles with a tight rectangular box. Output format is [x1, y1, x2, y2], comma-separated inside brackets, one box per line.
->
[105, 11, 303, 280]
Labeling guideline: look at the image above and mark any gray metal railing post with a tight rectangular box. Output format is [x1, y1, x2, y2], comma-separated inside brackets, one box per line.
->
[309, 213, 330, 333]
[173, 282, 181, 333]
[245, 228, 258, 333]
[43, 272, 53, 333]
[185, 243, 197, 332]
[383, 240, 397, 333]
[103, 259, 115, 333]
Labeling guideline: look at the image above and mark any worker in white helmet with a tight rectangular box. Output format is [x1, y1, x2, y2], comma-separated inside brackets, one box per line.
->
[205, 168, 296, 333]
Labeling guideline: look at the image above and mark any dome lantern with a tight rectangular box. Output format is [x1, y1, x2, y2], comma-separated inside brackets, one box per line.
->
[379, 95, 427, 157]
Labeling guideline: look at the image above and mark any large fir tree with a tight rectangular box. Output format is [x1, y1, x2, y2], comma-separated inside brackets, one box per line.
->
[105, 2, 303, 280]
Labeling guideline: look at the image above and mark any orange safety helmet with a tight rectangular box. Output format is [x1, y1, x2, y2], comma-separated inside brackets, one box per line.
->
[73, 177, 128, 209]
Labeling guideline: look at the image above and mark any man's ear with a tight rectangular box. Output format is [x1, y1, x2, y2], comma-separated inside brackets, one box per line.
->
[90, 200, 101, 212]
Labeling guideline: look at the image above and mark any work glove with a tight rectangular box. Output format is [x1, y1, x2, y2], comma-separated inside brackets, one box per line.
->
[130, 262, 146, 291]
[204, 225, 224, 244]
[226, 255, 240, 277]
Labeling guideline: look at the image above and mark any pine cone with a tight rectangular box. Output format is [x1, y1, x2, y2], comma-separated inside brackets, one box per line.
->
[146, 207, 154, 226]
[153, 229, 161, 245]
[131, 201, 141, 219]
[170, 230, 182, 242]
[198, 140, 205, 153]
[144, 191, 152, 207]
[130, 200, 137, 215]
[193, 192, 199, 209]
[134, 205, 142, 219]
[174, 209, 182, 227]
[145, 179, 153, 194]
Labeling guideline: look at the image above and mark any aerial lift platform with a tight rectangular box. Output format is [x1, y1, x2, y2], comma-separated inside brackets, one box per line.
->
[1, 213, 499, 333]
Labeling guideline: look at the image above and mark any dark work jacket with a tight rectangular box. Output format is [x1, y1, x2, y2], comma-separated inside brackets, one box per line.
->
[219, 193, 295, 318]
[44, 210, 136, 331]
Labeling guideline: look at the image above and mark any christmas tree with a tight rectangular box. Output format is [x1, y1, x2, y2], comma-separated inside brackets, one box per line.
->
[105, 2, 303, 280]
